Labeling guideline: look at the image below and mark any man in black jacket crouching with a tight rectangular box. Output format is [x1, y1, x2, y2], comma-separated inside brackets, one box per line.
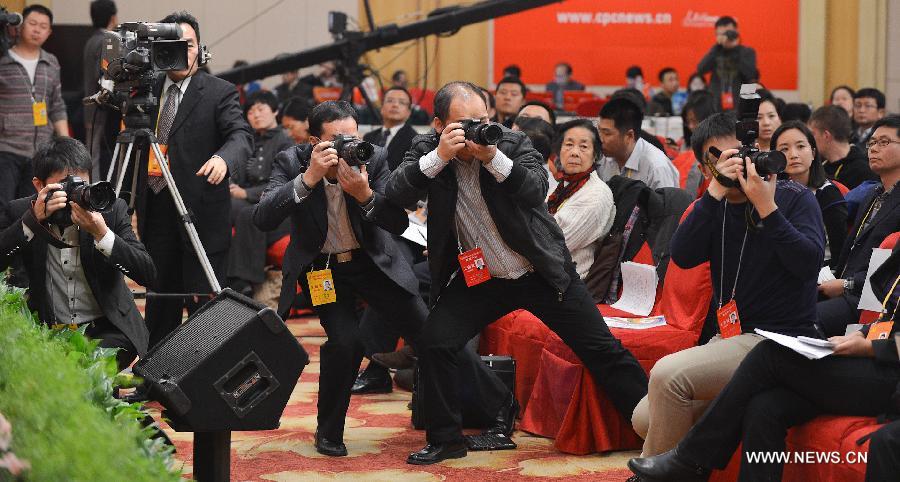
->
[387, 81, 649, 465]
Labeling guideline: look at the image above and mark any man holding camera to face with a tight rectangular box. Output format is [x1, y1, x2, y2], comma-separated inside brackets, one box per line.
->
[696, 16, 758, 110]
[629, 111, 825, 457]
[0, 137, 155, 371]
[387, 81, 649, 465]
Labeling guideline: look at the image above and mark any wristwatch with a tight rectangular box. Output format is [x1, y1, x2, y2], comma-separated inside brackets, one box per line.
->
[842, 279, 854, 291]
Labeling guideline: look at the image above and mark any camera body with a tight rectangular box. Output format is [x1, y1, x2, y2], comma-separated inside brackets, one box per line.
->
[460, 119, 503, 146]
[101, 22, 188, 85]
[46, 176, 116, 226]
[332, 135, 374, 167]
[712, 84, 786, 189]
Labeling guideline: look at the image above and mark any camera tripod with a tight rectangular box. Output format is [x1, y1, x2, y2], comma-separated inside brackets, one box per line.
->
[105, 111, 222, 294]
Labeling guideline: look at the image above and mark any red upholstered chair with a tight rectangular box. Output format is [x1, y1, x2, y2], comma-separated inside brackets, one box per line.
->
[832, 180, 850, 197]
[265, 235, 290, 269]
[407, 88, 436, 116]
[524, 91, 555, 107]
[672, 151, 697, 190]
[482, 201, 714, 453]
[562, 91, 597, 112]
[575, 98, 607, 117]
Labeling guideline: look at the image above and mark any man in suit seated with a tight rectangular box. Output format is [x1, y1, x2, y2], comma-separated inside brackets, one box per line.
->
[0, 138, 156, 370]
[363, 86, 418, 171]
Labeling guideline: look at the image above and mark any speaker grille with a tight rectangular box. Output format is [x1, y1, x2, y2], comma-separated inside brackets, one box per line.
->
[141, 296, 260, 380]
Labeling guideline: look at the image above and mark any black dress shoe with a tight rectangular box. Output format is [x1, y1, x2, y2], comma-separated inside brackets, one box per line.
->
[407, 441, 467, 465]
[483, 395, 519, 436]
[120, 383, 151, 403]
[628, 449, 710, 482]
[372, 345, 416, 370]
[314, 431, 348, 457]
[350, 365, 392, 395]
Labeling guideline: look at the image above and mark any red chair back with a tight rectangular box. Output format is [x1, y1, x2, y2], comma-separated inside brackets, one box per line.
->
[832, 180, 850, 196]
[562, 91, 596, 112]
[575, 98, 607, 116]
[407, 88, 436, 116]
[313, 86, 342, 103]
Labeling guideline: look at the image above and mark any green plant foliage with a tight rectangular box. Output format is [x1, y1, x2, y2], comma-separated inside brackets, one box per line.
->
[0, 283, 181, 482]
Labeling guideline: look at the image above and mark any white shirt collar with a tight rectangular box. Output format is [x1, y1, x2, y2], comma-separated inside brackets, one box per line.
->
[162, 74, 192, 97]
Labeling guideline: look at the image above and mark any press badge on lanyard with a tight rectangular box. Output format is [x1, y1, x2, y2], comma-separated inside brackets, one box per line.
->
[147, 144, 169, 177]
[307, 255, 337, 306]
[456, 222, 491, 287]
[867, 275, 900, 341]
[716, 204, 749, 339]
[33, 100, 48, 126]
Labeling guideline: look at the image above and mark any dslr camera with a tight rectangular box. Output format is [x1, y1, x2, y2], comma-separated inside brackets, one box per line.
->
[710, 84, 786, 189]
[46, 176, 116, 226]
[332, 135, 374, 167]
[460, 119, 503, 146]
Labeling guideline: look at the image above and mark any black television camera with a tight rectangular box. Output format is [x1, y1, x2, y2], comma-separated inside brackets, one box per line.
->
[0, 6, 23, 57]
[710, 84, 786, 189]
[460, 119, 503, 146]
[46, 176, 116, 226]
[83, 22, 189, 123]
[332, 135, 374, 167]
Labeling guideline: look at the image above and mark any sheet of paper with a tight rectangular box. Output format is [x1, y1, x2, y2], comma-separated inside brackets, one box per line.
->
[605, 315, 667, 330]
[400, 223, 428, 247]
[858, 248, 891, 312]
[817, 266, 836, 285]
[610, 262, 658, 316]
[755, 329, 834, 360]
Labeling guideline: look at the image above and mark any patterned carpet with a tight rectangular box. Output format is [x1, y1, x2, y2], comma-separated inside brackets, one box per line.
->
[146, 315, 639, 481]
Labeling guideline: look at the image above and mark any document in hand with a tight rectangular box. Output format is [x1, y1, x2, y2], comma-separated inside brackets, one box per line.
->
[609, 262, 658, 316]
[401, 223, 428, 247]
[817, 266, 836, 285]
[605, 315, 667, 330]
[754, 328, 834, 360]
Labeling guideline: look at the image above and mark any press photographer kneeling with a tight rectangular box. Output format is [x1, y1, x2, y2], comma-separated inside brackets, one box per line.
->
[0, 137, 156, 371]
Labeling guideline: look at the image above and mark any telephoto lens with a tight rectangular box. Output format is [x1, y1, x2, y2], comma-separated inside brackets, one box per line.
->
[460, 119, 503, 145]
[748, 150, 787, 177]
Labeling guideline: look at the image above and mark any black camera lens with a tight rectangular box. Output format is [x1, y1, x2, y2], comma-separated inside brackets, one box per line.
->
[152, 40, 189, 71]
[461, 119, 503, 146]
[333, 135, 374, 166]
[748, 150, 787, 177]
[349, 141, 374, 165]
[72, 181, 115, 212]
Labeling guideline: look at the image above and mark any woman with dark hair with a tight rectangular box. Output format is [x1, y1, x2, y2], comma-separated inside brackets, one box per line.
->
[830, 85, 855, 117]
[548, 119, 615, 279]
[756, 89, 783, 151]
[687, 73, 707, 93]
[676, 90, 719, 196]
[773, 121, 848, 268]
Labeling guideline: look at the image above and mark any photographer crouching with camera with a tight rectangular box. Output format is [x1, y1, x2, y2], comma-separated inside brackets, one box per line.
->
[387, 81, 649, 465]
[0, 137, 156, 371]
[628, 87, 825, 464]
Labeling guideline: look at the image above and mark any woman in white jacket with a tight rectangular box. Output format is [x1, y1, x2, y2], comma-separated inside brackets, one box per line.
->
[547, 119, 616, 279]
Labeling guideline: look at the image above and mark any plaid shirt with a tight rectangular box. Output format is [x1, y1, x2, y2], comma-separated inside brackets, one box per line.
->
[0, 49, 67, 158]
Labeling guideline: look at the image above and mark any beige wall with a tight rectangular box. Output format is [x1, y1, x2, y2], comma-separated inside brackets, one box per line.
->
[43, 0, 357, 90]
[885, 0, 900, 112]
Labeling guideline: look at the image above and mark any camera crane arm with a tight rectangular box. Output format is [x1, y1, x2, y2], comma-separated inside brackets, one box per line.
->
[216, 0, 561, 85]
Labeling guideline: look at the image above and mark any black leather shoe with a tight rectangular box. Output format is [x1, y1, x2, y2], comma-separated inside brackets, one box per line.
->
[350, 365, 392, 395]
[120, 383, 151, 403]
[483, 395, 519, 436]
[628, 449, 710, 482]
[314, 431, 348, 457]
[372, 345, 416, 370]
[407, 442, 467, 465]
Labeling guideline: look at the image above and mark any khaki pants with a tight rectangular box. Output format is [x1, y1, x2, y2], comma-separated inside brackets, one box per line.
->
[631, 333, 764, 456]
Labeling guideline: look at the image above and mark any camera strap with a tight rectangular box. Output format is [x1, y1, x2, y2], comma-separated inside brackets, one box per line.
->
[23, 206, 76, 249]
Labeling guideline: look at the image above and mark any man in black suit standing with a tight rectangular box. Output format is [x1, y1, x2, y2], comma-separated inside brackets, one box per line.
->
[387, 81, 648, 465]
[135, 11, 252, 349]
[253, 100, 427, 457]
[0, 138, 156, 371]
[363, 86, 419, 171]
[82, 0, 118, 180]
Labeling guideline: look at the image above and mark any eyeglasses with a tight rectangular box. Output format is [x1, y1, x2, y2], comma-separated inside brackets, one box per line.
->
[854, 102, 878, 110]
[866, 138, 900, 150]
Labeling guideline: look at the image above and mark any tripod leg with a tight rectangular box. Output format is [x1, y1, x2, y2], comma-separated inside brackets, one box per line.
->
[149, 141, 223, 294]
[115, 142, 135, 197]
[106, 142, 122, 183]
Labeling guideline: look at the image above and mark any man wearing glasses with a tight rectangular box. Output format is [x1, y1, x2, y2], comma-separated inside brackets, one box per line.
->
[363, 87, 418, 171]
[817, 115, 900, 337]
[851, 87, 886, 151]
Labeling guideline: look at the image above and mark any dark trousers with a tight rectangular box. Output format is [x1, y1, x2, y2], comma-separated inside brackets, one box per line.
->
[0, 151, 36, 288]
[817, 293, 861, 337]
[677, 340, 900, 482]
[867, 420, 900, 482]
[143, 189, 227, 349]
[85, 316, 139, 372]
[228, 197, 290, 285]
[419, 268, 648, 444]
[298, 250, 425, 442]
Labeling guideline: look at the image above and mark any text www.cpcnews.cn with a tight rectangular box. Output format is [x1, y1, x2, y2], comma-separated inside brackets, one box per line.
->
[556, 11, 673, 26]
[745, 451, 868, 465]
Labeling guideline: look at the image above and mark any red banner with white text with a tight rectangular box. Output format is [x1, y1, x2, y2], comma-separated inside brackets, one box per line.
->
[493, 0, 798, 90]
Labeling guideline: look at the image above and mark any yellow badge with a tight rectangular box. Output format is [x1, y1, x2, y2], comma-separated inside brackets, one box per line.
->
[148, 144, 169, 177]
[306, 269, 336, 306]
[32, 101, 48, 126]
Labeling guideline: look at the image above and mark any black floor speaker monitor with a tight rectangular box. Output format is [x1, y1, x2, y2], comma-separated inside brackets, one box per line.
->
[135, 289, 308, 432]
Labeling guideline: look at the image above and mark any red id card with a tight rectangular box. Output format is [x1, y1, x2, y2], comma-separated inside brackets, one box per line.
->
[458, 247, 491, 287]
[716, 299, 742, 339]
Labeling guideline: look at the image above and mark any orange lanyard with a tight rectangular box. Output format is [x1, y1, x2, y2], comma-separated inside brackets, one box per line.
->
[877, 274, 900, 322]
